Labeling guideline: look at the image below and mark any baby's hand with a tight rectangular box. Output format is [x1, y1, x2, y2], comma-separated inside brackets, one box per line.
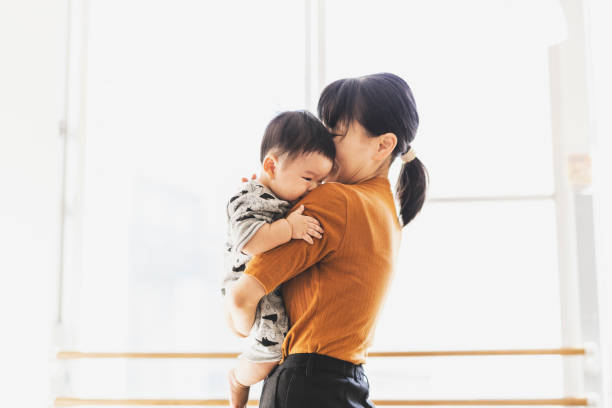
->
[241, 174, 257, 183]
[286, 205, 324, 245]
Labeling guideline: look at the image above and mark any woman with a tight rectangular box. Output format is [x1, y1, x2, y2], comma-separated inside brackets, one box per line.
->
[225, 72, 428, 407]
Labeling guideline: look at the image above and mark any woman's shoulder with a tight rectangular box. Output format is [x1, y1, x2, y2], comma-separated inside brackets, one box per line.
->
[296, 183, 349, 232]
[303, 182, 348, 202]
[297, 182, 349, 215]
[309, 177, 390, 199]
[303, 178, 388, 203]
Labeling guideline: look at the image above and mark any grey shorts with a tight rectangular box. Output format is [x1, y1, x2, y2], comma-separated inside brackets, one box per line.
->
[239, 286, 289, 362]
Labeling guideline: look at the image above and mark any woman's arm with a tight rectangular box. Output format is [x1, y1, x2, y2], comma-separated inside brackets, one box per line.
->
[223, 295, 248, 338]
[224, 184, 347, 335]
[225, 274, 266, 336]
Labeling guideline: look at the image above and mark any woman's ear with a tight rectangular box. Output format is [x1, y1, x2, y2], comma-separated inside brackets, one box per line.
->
[262, 154, 278, 179]
[373, 132, 397, 161]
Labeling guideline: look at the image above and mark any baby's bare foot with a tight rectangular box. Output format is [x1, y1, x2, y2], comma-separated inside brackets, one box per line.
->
[228, 368, 250, 408]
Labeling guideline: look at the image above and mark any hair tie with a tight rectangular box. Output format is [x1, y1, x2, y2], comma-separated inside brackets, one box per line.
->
[401, 147, 416, 163]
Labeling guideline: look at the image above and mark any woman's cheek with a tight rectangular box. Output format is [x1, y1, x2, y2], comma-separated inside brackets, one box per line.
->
[337, 154, 348, 174]
[334, 151, 345, 167]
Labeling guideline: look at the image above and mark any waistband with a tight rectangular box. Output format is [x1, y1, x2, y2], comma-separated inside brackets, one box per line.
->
[282, 353, 364, 379]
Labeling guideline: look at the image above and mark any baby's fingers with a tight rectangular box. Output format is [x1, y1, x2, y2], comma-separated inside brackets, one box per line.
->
[307, 228, 323, 239]
[241, 174, 257, 183]
[308, 222, 324, 234]
[292, 205, 305, 216]
[303, 234, 314, 245]
[304, 216, 321, 226]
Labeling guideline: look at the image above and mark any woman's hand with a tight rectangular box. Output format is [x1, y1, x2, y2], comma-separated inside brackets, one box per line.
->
[241, 174, 257, 183]
[286, 205, 324, 244]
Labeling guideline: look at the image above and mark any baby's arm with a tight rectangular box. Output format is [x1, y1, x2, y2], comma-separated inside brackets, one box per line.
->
[242, 205, 324, 256]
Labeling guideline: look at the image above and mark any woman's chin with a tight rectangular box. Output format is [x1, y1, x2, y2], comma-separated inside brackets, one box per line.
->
[326, 174, 346, 184]
[325, 170, 341, 183]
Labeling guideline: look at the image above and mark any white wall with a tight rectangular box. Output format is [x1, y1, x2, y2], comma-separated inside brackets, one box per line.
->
[0, 0, 609, 406]
[587, 1, 612, 405]
[0, 0, 66, 405]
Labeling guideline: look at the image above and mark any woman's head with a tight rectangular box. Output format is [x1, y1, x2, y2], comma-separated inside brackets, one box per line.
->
[317, 72, 428, 227]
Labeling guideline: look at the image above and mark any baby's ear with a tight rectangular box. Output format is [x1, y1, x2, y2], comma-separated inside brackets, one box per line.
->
[262, 155, 277, 178]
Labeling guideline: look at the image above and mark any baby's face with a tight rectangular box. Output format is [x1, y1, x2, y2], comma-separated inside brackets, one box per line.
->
[270, 152, 333, 202]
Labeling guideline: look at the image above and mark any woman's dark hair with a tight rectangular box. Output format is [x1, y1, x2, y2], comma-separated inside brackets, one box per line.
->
[260, 110, 336, 164]
[317, 72, 428, 227]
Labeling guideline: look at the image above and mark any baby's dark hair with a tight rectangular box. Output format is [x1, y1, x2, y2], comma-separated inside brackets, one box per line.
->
[260, 110, 336, 164]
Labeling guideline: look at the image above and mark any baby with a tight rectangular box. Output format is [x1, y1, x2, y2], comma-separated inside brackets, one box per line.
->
[221, 110, 335, 407]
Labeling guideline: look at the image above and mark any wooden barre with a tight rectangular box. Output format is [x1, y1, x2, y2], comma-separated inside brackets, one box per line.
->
[54, 397, 590, 406]
[56, 348, 586, 359]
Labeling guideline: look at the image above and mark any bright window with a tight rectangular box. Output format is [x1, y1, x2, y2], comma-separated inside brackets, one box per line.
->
[63, 0, 568, 401]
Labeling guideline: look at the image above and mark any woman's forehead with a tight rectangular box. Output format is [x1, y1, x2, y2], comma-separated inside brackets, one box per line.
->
[330, 120, 348, 133]
[333, 120, 368, 136]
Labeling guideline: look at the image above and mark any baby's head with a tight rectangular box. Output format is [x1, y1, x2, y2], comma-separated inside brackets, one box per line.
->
[259, 111, 335, 202]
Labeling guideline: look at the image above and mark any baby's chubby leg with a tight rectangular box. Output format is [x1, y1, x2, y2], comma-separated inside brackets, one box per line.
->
[228, 359, 279, 408]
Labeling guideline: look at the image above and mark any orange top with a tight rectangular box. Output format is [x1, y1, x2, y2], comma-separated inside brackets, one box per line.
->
[244, 176, 401, 365]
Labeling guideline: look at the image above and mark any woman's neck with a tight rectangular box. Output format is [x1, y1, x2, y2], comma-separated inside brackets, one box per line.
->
[342, 158, 391, 184]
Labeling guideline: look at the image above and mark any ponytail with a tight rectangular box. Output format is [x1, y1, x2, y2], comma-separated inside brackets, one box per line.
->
[396, 157, 428, 227]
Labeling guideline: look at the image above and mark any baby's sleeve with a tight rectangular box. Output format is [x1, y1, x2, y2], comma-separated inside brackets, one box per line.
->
[226, 188, 269, 256]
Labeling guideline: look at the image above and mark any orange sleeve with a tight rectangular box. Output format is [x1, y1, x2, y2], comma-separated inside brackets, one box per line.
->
[243, 183, 347, 294]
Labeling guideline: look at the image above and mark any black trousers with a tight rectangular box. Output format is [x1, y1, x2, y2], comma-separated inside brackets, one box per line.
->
[258, 353, 375, 408]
